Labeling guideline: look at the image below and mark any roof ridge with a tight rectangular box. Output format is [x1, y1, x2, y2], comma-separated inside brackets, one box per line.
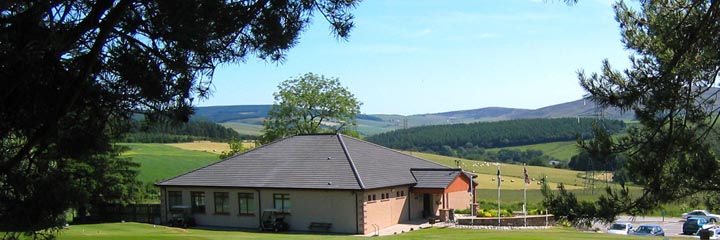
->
[155, 136, 284, 186]
[337, 134, 365, 189]
[339, 134, 450, 169]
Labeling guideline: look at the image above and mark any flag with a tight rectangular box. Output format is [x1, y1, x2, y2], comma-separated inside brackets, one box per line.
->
[496, 168, 501, 187]
[524, 166, 530, 184]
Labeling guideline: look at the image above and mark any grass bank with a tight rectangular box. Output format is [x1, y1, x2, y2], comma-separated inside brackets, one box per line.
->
[57, 222, 683, 240]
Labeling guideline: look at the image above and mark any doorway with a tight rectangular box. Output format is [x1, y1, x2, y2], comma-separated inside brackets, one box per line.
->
[422, 193, 432, 218]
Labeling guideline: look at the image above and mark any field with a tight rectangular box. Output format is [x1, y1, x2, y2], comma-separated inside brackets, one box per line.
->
[165, 141, 255, 154]
[220, 121, 263, 136]
[487, 141, 580, 162]
[119, 143, 221, 183]
[57, 222, 685, 240]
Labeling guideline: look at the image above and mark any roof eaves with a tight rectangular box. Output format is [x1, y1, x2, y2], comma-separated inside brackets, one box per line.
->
[337, 134, 366, 189]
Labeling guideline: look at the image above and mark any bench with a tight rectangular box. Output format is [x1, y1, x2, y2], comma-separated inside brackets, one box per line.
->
[308, 222, 332, 232]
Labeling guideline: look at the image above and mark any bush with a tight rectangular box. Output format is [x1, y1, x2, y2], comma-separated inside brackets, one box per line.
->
[454, 208, 472, 214]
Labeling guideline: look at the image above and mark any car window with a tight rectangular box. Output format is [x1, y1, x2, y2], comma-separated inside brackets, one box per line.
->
[689, 219, 699, 224]
[610, 224, 627, 230]
[636, 226, 653, 233]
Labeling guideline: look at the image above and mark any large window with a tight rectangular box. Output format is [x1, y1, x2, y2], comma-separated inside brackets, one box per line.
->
[191, 191, 205, 214]
[273, 193, 291, 212]
[214, 192, 229, 214]
[238, 192, 254, 215]
[168, 191, 182, 207]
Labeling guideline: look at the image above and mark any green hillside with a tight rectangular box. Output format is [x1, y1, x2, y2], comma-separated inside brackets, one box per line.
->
[120, 143, 220, 183]
[488, 141, 581, 162]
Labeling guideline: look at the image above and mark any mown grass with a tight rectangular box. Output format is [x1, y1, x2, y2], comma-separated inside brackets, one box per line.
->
[487, 140, 581, 162]
[220, 121, 263, 136]
[119, 143, 220, 183]
[55, 222, 681, 240]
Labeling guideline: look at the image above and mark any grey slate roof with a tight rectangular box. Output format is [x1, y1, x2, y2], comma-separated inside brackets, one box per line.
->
[411, 169, 474, 189]
[156, 134, 455, 190]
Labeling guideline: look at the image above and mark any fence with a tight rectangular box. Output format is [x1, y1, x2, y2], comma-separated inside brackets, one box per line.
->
[73, 203, 161, 224]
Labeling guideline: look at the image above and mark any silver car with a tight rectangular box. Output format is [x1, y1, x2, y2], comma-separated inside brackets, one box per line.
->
[683, 210, 720, 223]
[607, 222, 633, 235]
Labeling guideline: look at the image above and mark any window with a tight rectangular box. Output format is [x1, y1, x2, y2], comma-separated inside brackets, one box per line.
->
[367, 195, 372, 201]
[168, 191, 182, 207]
[191, 191, 205, 214]
[214, 192, 229, 214]
[238, 192, 254, 215]
[273, 194, 291, 212]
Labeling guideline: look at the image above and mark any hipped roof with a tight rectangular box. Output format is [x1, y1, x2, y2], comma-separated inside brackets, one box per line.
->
[156, 134, 459, 190]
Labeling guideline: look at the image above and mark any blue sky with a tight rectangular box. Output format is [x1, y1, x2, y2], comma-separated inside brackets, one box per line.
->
[203, 0, 631, 115]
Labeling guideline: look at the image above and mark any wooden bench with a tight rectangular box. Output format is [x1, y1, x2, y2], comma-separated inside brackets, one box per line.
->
[308, 222, 332, 232]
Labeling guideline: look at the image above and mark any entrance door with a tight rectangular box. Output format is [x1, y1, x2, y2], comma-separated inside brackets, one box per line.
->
[422, 193, 432, 218]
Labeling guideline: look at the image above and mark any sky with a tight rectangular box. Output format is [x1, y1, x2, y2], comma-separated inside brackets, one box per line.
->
[202, 0, 632, 115]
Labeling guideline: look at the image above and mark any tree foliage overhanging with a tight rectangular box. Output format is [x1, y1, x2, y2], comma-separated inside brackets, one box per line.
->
[573, 0, 720, 220]
[259, 72, 362, 143]
[0, 0, 358, 234]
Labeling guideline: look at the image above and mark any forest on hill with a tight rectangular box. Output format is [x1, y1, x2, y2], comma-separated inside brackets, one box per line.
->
[121, 118, 248, 143]
[366, 118, 626, 165]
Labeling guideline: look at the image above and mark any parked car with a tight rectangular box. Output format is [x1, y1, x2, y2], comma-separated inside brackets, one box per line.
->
[695, 225, 720, 239]
[607, 222, 633, 235]
[631, 224, 665, 237]
[684, 217, 710, 235]
[683, 210, 720, 222]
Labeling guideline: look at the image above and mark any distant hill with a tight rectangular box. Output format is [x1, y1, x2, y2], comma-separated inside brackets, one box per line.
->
[193, 98, 636, 136]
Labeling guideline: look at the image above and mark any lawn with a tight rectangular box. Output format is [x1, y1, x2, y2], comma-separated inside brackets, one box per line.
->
[119, 143, 221, 183]
[56, 222, 680, 240]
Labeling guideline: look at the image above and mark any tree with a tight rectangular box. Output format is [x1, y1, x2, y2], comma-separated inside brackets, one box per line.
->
[260, 73, 362, 143]
[577, 0, 720, 217]
[0, 0, 358, 235]
[218, 138, 248, 159]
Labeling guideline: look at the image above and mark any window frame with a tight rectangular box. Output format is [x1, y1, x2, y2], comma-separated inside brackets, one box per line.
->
[273, 193, 291, 213]
[190, 191, 206, 214]
[213, 192, 229, 215]
[238, 192, 254, 215]
[168, 191, 182, 207]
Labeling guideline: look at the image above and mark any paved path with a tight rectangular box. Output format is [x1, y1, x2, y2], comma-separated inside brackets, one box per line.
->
[594, 216, 691, 238]
[359, 220, 433, 237]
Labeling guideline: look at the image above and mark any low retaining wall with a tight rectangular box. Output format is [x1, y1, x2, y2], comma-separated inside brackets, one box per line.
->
[456, 214, 554, 226]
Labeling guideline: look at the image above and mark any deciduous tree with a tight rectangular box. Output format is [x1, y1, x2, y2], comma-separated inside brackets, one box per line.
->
[260, 73, 361, 143]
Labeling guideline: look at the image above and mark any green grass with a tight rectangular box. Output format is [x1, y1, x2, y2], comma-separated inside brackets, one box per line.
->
[55, 222, 682, 240]
[487, 141, 581, 162]
[120, 143, 220, 183]
[220, 121, 263, 136]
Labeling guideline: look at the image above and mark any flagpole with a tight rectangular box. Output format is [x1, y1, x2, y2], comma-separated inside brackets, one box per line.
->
[523, 163, 527, 227]
[497, 164, 501, 226]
